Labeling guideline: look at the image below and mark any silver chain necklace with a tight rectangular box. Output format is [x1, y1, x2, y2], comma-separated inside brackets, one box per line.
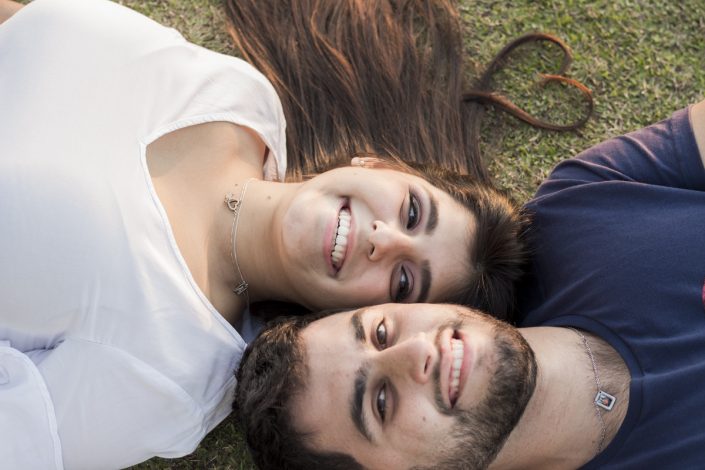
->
[224, 178, 255, 305]
[569, 328, 616, 454]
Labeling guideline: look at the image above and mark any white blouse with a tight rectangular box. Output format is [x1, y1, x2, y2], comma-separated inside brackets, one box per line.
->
[0, 0, 286, 468]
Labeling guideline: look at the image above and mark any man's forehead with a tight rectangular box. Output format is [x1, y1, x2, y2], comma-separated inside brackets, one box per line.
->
[305, 307, 362, 336]
[301, 308, 369, 374]
[294, 309, 366, 449]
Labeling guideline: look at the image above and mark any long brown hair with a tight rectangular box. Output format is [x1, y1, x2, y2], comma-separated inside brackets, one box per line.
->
[225, 0, 591, 321]
[225, 0, 591, 183]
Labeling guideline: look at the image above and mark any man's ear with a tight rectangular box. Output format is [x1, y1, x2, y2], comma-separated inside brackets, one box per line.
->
[350, 156, 393, 169]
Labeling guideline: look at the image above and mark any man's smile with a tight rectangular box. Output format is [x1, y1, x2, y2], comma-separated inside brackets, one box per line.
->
[449, 336, 464, 406]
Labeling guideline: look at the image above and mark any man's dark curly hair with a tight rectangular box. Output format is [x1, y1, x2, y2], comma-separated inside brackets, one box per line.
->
[234, 311, 363, 470]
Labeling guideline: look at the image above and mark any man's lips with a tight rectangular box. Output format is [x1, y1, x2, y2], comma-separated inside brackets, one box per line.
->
[449, 336, 464, 405]
[441, 329, 472, 409]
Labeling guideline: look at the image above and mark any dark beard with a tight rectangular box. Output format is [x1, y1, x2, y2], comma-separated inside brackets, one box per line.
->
[419, 319, 537, 470]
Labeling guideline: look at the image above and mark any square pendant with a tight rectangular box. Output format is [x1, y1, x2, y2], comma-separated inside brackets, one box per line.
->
[595, 390, 616, 411]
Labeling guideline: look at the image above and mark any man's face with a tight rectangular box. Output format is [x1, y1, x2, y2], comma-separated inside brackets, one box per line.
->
[291, 303, 536, 469]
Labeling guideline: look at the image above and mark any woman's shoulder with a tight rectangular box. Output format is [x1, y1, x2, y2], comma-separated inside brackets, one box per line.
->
[3, 0, 288, 178]
[10, 0, 184, 46]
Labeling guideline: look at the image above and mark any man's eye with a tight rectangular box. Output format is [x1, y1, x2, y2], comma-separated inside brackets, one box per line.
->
[406, 192, 420, 230]
[376, 321, 387, 348]
[376, 384, 387, 422]
[394, 267, 412, 302]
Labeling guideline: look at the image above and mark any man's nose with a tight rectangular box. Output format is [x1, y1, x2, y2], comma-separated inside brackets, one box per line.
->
[379, 333, 435, 385]
[367, 220, 413, 261]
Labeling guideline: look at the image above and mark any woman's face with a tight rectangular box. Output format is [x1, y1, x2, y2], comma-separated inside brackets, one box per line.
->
[276, 166, 474, 310]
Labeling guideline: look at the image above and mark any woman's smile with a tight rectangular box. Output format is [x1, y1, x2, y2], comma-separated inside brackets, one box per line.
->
[324, 198, 356, 277]
[277, 165, 475, 310]
[330, 207, 351, 271]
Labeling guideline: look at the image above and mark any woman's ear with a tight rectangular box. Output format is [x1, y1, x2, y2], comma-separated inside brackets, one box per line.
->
[350, 156, 393, 169]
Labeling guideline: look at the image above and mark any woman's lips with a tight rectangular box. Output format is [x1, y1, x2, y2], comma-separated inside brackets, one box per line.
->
[325, 199, 352, 276]
[331, 207, 351, 269]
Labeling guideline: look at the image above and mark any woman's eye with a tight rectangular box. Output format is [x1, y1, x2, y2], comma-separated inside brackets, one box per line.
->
[376, 384, 387, 422]
[406, 192, 420, 230]
[394, 267, 412, 302]
[375, 321, 387, 348]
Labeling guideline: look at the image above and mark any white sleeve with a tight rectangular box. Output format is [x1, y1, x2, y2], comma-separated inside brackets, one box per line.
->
[34, 339, 206, 470]
[0, 343, 63, 470]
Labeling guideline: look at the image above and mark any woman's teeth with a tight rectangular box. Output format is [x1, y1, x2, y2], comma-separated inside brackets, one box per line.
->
[450, 338, 464, 403]
[331, 208, 351, 267]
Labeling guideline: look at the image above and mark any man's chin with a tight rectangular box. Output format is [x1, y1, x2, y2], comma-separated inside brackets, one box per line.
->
[435, 326, 537, 470]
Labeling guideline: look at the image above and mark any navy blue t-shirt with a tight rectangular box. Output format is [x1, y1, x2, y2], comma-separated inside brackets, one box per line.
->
[519, 107, 705, 468]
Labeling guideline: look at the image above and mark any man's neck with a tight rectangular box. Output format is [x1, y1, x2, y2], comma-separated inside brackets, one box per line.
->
[491, 327, 630, 470]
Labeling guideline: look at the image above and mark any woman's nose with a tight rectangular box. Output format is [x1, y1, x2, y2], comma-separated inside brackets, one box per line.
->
[367, 220, 413, 261]
[379, 333, 435, 385]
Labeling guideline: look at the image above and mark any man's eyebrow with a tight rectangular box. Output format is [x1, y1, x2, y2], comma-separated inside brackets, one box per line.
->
[417, 259, 431, 303]
[350, 364, 373, 443]
[425, 187, 438, 235]
[349, 311, 373, 442]
[351, 309, 366, 343]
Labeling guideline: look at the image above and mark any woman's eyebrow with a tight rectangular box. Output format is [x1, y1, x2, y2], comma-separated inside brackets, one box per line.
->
[425, 187, 438, 235]
[415, 186, 437, 303]
[417, 260, 432, 303]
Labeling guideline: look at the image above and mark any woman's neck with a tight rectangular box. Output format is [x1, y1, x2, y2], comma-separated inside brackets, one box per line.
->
[220, 179, 303, 307]
[147, 120, 299, 326]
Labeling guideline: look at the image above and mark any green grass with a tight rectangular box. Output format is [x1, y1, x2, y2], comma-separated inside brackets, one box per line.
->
[465, 0, 705, 200]
[110, 0, 705, 468]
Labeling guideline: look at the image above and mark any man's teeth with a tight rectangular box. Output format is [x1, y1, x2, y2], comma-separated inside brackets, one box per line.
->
[450, 338, 464, 401]
[331, 209, 351, 266]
